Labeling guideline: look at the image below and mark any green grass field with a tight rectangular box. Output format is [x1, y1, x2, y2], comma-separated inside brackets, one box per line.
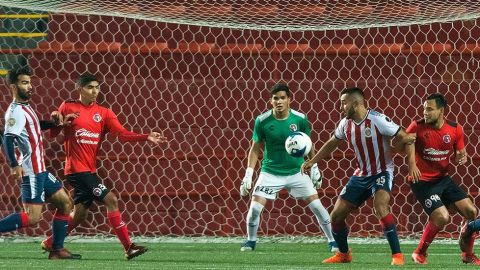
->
[0, 241, 472, 269]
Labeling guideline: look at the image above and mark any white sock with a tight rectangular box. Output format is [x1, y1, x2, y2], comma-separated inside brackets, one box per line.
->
[246, 201, 264, 241]
[308, 199, 335, 242]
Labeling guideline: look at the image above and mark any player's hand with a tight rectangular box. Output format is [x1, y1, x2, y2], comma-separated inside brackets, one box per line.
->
[51, 111, 63, 126]
[456, 150, 468, 166]
[309, 163, 322, 189]
[11, 166, 24, 180]
[301, 160, 313, 175]
[147, 132, 168, 145]
[403, 133, 416, 145]
[240, 168, 253, 197]
[407, 165, 421, 183]
[63, 112, 79, 126]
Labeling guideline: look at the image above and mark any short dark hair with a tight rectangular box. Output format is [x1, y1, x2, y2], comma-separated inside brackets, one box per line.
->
[341, 87, 364, 98]
[426, 93, 447, 109]
[270, 82, 290, 97]
[7, 67, 31, 85]
[77, 73, 99, 88]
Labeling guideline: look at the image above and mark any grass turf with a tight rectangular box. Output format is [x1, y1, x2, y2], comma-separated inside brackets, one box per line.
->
[0, 242, 470, 269]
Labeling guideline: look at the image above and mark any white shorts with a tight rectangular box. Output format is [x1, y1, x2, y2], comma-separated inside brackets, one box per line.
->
[252, 171, 317, 200]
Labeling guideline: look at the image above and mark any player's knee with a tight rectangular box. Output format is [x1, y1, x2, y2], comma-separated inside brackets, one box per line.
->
[49, 190, 73, 214]
[373, 206, 390, 219]
[57, 198, 73, 215]
[73, 209, 88, 223]
[103, 192, 118, 209]
[431, 211, 450, 227]
[464, 206, 478, 220]
[247, 201, 264, 222]
[248, 210, 260, 221]
[330, 201, 351, 222]
[330, 212, 343, 223]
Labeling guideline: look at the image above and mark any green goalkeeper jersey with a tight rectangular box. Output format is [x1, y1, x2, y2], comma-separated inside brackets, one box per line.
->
[252, 109, 311, 176]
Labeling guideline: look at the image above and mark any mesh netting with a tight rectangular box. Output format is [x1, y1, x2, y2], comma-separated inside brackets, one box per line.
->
[0, 3, 479, 240]
[1, 0, 480, 31]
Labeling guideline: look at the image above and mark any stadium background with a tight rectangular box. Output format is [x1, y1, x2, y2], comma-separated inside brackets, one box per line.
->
[0, 2, 479, 240]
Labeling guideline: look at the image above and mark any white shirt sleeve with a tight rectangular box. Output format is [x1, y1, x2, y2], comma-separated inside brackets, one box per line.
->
[334, 118, 348, 140]
[375, 114, 400, 137]
[4, 107, 26, 136]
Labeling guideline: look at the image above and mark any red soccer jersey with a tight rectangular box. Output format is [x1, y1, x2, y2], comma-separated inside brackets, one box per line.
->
[406, 119, 465, 181]
[53, 100, 149, 175]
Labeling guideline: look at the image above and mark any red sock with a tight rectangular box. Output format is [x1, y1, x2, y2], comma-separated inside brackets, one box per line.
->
[466, 232, 477, 255]
[45, 213, 77, 247]
[380, 213, 396, 229]
[19, 212, 29, 228]
[107, 210, 132, 251]
[416, 221, 440, 254]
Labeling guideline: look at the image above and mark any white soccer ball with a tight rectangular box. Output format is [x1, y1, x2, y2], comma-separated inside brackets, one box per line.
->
[285, 131, 312, 157]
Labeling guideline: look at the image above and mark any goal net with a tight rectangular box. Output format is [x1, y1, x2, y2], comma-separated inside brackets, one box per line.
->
[0, 1, 479, 240]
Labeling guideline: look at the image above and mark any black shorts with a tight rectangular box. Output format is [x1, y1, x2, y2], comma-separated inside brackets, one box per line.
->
[410, 176, 468, 215]
[66, 172, 110, 208]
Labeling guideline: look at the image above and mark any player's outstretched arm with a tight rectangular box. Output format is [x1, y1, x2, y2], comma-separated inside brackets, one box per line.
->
[301, 135, 340, 175]
[240, 140, 262, 197]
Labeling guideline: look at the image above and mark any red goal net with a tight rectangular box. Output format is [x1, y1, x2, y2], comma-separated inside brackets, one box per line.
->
[0, 1, 479, 239]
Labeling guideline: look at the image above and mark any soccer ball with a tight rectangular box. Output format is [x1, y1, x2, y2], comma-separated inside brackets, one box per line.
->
[285, 131, 312, 157]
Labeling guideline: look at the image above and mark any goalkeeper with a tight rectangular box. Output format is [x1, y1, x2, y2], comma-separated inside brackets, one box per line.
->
[239, 83, 337, 252]
[40, 73, 167, 260]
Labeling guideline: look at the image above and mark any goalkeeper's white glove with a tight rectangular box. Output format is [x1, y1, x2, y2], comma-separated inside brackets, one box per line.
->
[240, 168, 254, 197]
[310, 163, 322, 189]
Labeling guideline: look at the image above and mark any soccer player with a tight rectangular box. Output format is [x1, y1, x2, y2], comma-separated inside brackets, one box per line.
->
[239, 83, 338, 252]
[40, 73, 167, 260]
[404, 93, 480, 265]
[0, 68, 81, 260]
[302, 87, 416, 265]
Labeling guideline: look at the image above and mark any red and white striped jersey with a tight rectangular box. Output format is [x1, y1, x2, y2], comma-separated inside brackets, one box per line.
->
[334, 110, 400, 177]
[4, 102, 46, 175]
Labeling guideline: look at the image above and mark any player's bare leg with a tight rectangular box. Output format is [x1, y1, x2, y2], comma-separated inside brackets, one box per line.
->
[241, 196, 267, 251]
[304, 194, 337, 252]
[373, 190, 403, 265]
[103, 191, 148, 260]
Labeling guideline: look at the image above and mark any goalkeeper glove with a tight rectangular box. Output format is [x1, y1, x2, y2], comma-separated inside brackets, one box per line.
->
[240, 168, 254, 197]
[310, 163, 322, 189]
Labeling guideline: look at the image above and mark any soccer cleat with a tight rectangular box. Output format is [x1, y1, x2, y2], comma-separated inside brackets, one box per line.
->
[41, 239, 53, 253]
[411, 252, 428, 264]
[125, 243, 148, 260]
[48, 248, 82, 260]
[328, 241, 339, 253]
[462, 252, 480, 265]
[322, 249, 352, 263]
[240, 240, 256, 251]
[391, 253, 405, 266]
